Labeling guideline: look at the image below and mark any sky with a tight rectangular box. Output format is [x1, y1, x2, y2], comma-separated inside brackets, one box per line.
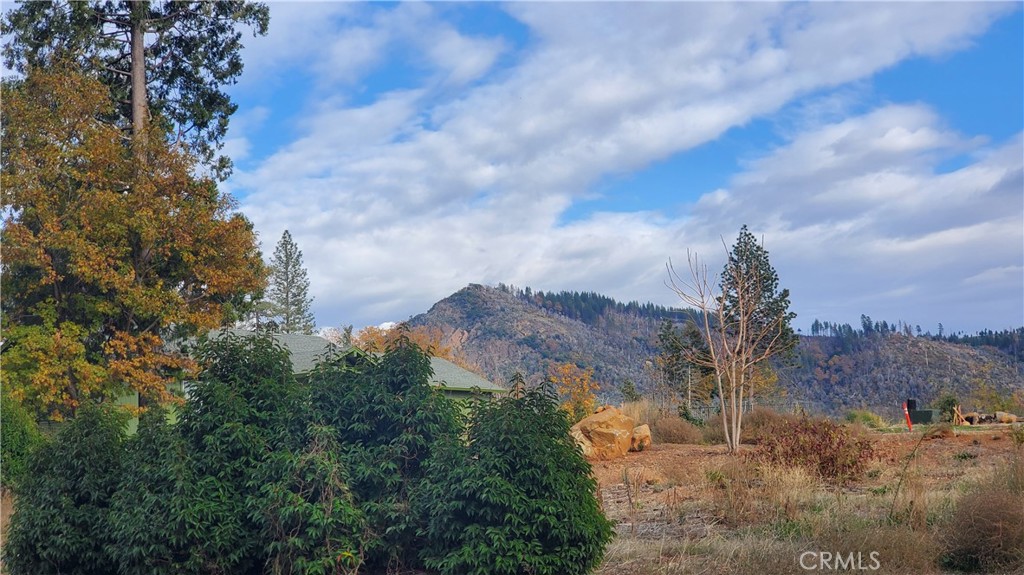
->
[220, 2, 1024, 335]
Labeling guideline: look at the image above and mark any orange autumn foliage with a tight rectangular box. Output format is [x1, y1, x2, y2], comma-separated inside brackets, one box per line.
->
[1, 65, 266, 420]
[548, 362, 601, 423]
[352, 323, 485, 376]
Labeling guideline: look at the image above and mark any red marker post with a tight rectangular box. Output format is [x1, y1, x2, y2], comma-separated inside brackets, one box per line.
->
[903, 401, 913, 432]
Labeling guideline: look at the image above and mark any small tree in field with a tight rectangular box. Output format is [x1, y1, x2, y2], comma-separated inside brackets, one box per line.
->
[667, 226, 796, 452]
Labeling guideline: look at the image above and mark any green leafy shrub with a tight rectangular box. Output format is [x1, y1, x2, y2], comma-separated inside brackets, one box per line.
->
[309, 333, 461, 571]
[0, 389, 43, 491]
[3, 403, 127, 575]
[844, 409, 887, 429]
[753, 417, 874, 483]
[109, 406, 190, 575]
[677, 404, 705, 427]
[175, 333, 308, 573]
[418, 376, 614, 575]
[258, 424, 365, 575]
[935, 393, 959, 423]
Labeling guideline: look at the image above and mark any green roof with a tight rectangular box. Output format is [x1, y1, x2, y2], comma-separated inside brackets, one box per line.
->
[428, 356, 505, 393]
[209, 329, 505, 394]
[210, 329, 333, 374]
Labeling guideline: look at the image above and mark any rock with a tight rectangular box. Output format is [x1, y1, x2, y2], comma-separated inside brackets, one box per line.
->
[631, 424, 652, 452]
[964, 412, 981, 425]
[571, 407, 636, 460]
[570, 426, 595, 458]
[995, 411, 1019, 424]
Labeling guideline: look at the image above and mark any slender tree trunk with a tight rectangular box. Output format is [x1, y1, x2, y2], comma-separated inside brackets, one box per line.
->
[686, 366, 692, 411]
[130, 3, 148, 147]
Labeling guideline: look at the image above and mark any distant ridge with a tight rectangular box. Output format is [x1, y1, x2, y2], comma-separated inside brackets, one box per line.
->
[408, 284, 669, 393]
[409, 284, 1024, 416]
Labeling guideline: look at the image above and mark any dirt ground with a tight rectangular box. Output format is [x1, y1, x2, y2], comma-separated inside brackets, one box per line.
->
[591, 425, 1021, 541]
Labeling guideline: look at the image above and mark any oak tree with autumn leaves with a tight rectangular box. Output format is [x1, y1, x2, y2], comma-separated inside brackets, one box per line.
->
[1, 66, 265, 420]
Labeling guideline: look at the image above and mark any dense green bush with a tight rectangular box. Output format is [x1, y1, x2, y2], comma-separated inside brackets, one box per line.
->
[753, 417, 874, 483]
[310, 333, 462, 571]
[5, 332, 616, 575]
[109, 405, 190, 575]
[175, 333, 308, 574]
[4, 403, 127, 575]
[934, 393, 960, 423]
[258, 424, 365, 575]
[0, 389, 43, 491]
[418, 376, 614, 575]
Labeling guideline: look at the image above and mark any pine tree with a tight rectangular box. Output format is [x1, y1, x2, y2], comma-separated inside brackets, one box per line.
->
[267, 230, 316, 334]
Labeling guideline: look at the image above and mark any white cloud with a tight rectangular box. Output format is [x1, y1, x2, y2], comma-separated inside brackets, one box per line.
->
[227, 2, 1020, 333]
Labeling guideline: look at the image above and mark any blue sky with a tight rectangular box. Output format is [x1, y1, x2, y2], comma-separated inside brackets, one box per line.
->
[220, 2, 1023, 335]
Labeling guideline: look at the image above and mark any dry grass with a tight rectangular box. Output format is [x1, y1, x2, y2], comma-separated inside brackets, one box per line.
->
[814, 522, 943, 575]
[739, 407, 799, 444]
[594, 537, 706, 575]
[940, 454, 1024, 573]
[701, 419, 726, 445]
[596, 425, 1022, 575]
[653, 418, 703, 445]
[620, 399, 664, 428]
[760, 465, 818, 522]
[889, 465, 933, 530]
[845, 409, 888, 429]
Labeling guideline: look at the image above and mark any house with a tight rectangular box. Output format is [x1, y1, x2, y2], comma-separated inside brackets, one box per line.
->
[120, 329, 504, 424]
[210, 329, 505, 399]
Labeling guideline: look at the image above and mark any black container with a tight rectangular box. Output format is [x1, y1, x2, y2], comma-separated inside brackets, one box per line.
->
[906, 398, 918, 411]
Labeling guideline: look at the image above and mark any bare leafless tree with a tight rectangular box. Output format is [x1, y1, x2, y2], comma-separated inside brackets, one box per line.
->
[666, 246, 794, 452]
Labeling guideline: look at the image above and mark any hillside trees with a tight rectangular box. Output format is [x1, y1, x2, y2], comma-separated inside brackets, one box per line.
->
[264, 230, 316, 334]
[667, 226, 797, 452]
[0, 66, 265, 420]
[657, 318, 715, 409]
[2, 0, 269, 177]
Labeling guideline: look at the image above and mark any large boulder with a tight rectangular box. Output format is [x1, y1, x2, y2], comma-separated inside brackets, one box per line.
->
[630, 424, 652, 452]
[995, 411, 1019, 424]
[571, 407, 636, 460]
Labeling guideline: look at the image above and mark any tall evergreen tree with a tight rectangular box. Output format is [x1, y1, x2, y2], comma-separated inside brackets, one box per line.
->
[720, 225, 798, 355]
[266, 230, 316, 334]
[2, 1, 269, 179]
[1, 67, 266, 420]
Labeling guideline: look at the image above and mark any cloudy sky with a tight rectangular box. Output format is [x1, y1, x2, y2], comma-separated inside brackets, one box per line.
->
[222, 2, 1023, 335]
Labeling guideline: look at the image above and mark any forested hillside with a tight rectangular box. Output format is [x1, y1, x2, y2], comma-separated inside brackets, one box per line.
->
[410, 284, 1024, 416]
[408, 284, 670, 393]
[782, 326, 1023, 418]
